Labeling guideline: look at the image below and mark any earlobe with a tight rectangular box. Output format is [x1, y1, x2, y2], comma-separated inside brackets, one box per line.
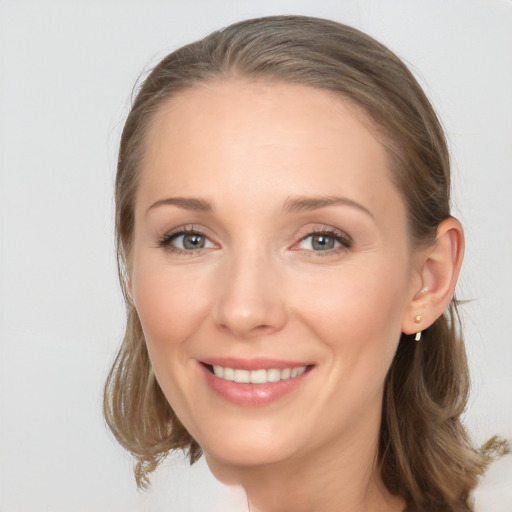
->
[402, 217, 464, 335]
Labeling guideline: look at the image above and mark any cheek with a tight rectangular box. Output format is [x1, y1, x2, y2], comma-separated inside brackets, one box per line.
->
[131, 258, 212, 354]
[292, 260, 408, 360]
[130, 257, 217, 424]
[290, 262, 409, 428]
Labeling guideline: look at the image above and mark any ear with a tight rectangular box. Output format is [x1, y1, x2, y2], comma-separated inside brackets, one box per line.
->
[402, 217, 464, 335]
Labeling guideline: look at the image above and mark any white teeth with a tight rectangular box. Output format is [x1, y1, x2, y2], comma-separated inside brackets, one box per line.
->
[267, 369, 281, 382]
[249, 369, 267, 384]
[223, 367, 235, 381]
[211, 365, 307, 383]
[234, 369, 250, 383]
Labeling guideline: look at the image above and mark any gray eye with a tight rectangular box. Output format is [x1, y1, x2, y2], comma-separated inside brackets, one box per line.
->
[300, 234, 339, 251]
[311, 234, 335, 250]
[181, 233, 206, 250]
[159, 230, 215, 253]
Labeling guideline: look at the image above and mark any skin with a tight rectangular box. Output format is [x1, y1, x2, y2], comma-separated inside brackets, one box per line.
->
[129, 80, 463, 512]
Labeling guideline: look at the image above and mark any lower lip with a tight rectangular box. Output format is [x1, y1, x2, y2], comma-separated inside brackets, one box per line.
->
[199, 363, 311, 406]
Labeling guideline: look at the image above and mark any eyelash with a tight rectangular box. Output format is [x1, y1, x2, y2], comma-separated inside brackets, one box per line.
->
[157, 227, 353, 256]
[297, 229, 353, 256]
[157, 227, 212, 255]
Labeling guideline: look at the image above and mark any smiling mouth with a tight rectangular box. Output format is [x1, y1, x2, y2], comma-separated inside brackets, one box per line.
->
[203, 364, 310, 384]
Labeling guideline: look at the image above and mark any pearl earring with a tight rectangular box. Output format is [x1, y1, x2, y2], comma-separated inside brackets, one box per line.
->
[414, 315, 422, 341]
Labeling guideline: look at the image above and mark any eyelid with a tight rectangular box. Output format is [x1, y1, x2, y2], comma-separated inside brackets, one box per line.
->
[296, 225, 352, 243]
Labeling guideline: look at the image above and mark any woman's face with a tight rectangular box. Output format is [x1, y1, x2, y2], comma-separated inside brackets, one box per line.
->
[130, 80, 420, 473]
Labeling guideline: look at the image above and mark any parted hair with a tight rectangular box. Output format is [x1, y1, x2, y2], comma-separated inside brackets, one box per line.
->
[104, 15, 505, 511]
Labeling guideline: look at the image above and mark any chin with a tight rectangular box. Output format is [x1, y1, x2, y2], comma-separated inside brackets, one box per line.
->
[203, 450, 283, 487]
[199, 430, 300, 478]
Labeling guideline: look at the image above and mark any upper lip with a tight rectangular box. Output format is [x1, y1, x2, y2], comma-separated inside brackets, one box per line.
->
[200, 357, 312, 371]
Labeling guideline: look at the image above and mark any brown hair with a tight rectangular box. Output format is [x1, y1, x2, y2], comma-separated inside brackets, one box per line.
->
[104, 15, 506, 510]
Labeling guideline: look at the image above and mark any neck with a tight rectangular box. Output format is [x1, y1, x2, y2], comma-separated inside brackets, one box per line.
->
[207, 414, 404, 512]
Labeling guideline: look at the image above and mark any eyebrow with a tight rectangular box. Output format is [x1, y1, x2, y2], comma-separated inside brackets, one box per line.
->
[282, 195, 374, 219]
[146, 194, 373, 219]
[147, 196, 214, 214]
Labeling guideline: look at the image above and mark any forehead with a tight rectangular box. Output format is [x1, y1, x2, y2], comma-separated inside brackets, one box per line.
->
[137, 79, 405, 226]
[145, 79, 379, 158]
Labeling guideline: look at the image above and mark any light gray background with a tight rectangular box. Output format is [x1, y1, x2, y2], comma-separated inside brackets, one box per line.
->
[0, 1, 511, 511]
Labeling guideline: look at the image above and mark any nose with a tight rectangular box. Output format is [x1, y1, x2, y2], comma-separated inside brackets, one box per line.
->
[212, 249, 287, 339]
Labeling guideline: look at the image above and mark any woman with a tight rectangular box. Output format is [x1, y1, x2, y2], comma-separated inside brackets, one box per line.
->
[104, 15, 505, 512]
